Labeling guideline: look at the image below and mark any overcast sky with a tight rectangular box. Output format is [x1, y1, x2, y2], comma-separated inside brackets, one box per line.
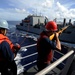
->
[0, 0, 75, 21]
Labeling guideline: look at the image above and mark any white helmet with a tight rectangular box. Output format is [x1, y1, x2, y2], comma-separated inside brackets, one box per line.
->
[0, 20, 9, 29]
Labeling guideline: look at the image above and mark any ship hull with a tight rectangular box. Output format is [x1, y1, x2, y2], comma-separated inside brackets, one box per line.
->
[16, 25, 45, 35]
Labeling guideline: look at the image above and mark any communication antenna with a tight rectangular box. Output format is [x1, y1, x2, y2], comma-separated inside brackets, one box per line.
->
[35, 8, 37, 16]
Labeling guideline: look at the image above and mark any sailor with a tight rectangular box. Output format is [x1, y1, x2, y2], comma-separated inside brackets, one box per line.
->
[37, 21, 61, 71]
[0, 20, 20, 75]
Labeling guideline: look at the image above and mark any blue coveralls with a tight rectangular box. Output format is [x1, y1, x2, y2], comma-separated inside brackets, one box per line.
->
[0, 41, 17, 75]
[37, 31, 58, 71]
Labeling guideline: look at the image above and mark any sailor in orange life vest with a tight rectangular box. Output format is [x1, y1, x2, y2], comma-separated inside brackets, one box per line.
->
[0, 20, 21, 75]
[37, 21, 61, 71]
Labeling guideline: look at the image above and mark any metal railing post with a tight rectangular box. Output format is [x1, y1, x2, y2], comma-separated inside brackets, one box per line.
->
[60, 47, 75, 75]
[35, 50, 74, 75]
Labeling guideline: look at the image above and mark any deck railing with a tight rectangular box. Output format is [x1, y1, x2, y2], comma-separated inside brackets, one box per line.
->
[21, 43, 37, 49]
[35, 50, 74, 75]
[14, 43, 75, 75]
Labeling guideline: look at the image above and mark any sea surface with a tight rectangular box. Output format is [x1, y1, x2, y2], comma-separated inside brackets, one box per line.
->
[7, 21, 37, 74]
[7, 21, 22, 44]
[7, 21, 38, 44]
[7, 21, 25, 74]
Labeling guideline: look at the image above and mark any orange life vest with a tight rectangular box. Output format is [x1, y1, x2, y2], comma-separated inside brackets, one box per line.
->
[37, 32, 53, 63]
[0, 34, 15, 53]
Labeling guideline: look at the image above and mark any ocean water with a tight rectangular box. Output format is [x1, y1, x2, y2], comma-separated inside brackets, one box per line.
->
[7, 21, 37, 74]
[7, 21, 21, 44]
[7, 21, 25, 74]
[7, 21, 38, 44]
[7, 21, 20, 32]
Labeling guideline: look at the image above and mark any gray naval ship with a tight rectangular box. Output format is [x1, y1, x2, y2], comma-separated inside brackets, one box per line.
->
[16, 15, 72, 35]
[16, 15, 48, 34]
[15, 16, 75, 75]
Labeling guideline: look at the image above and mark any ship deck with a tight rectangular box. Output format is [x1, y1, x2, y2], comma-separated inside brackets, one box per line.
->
[19, 65, 61, 75]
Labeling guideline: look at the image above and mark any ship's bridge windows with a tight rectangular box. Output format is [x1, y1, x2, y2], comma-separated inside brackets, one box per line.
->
[23, 20, 30, 23]
[23, 18, 30, 23]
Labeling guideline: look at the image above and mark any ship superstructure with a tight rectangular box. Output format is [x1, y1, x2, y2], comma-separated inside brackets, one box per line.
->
[16, 15, 48, 34]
